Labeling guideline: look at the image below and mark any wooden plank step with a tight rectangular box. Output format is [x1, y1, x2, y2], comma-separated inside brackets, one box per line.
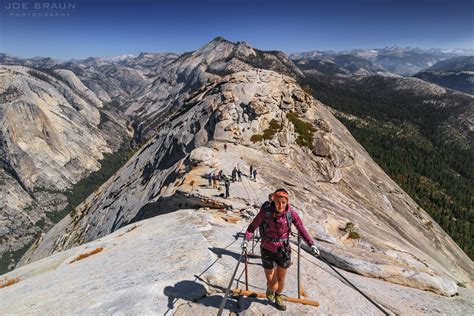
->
[231, 288, 320, 307]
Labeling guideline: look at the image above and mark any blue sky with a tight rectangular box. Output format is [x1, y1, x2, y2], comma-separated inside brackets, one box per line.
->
[0, 0, 473, 59]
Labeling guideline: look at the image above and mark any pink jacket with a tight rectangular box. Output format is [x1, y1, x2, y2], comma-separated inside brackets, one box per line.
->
[245, 204, 314, 253]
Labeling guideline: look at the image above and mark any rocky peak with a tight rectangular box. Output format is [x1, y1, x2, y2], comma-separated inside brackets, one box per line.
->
[126, 37, 303, 142]
[193, 37, 257, 61]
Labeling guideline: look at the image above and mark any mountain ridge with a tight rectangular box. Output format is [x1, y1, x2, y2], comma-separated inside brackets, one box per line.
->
[413, 56, 474, 94]
[291, 47, 474, 76]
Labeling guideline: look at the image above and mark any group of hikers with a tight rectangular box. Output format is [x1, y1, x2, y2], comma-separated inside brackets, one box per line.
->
[206, 169, 235, 198]
[206, 164, 258, 198]
[221, 142, 257, 181]
[231, 167, 242, 182]
[207, 170, 223, 188]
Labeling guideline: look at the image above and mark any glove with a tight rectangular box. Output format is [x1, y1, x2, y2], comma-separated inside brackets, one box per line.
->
[310, 245, 320, 256]
[241, 241, 248, 250]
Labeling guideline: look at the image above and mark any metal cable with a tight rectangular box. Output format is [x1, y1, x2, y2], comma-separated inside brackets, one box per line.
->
[299, 244, 390, 316]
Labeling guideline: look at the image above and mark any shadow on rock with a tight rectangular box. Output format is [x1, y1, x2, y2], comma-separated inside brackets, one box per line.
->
[212, 193, 226, 198]
[237, 294, 269, 311]
[196, 294, 240, 311]
[163, 280, 239, 312]
[209, 247, 242, 261]
[164, 280, 207, 304]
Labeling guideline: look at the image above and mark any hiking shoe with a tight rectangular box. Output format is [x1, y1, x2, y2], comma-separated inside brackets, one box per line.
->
[274, 293, 286, 311]
[266, 288, 275, 302]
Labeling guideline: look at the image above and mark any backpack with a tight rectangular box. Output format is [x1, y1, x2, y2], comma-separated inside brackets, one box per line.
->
[258, 204, 293, 242]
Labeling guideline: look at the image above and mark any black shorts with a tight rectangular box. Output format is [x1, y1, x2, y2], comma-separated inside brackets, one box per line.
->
[261, 247, 291, 269]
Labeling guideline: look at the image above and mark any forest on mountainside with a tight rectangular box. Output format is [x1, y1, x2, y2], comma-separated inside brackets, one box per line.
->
[302, 76, 473, 259]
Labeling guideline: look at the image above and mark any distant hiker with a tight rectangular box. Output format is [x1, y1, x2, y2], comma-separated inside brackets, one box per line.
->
[261, 193, 273, 209]
[224, 143, 228, 152]
[232, 167, 238, 182]
[218, 169, 223, 181]
[212, 173, 218, 189]
[224, 178, 230, 198]
[242, 189, 319, 311]
[237, 169, 242, 182]
[207, 172, 212, 186]
[253, 169, 257, 181]
[250, 165, 253, 179]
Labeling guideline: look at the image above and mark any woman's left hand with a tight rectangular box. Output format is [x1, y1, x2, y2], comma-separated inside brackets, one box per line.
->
[310, 245, 320, 256]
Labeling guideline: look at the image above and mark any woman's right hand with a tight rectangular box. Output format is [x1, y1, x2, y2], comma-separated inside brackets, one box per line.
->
[244, 231, 253, 241]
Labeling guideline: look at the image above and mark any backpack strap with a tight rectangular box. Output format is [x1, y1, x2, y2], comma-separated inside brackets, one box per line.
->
[286, 210, 293, 235]
[259, 206, 273, 238]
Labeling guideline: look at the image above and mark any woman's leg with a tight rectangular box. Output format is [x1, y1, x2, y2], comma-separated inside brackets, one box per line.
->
[264, 268, 278, 292]
[276, 266, 288, 294]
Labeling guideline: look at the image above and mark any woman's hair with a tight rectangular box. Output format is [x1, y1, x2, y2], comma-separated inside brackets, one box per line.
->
[274, 188, 288, 195]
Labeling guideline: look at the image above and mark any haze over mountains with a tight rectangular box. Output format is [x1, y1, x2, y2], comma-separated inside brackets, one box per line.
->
[413, 56, 474, 95]
[290, 46, 474, 76]
[0, 38, 473, 314]
[289, 47, 474, 96]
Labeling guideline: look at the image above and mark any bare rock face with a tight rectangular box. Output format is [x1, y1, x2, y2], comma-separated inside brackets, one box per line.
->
[189, 147, 217, 167]
[52, 69, 104, 110]
[56, 61, 156, 106]
[0, 66, 120, 190]
[311, 133, 330, 157]
[124, 37, 304, 142]
[18, 68, 473, 300]
[0, 65, 131, 273]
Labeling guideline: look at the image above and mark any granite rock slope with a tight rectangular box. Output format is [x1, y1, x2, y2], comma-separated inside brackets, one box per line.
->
[0, 65, 131, 271]
[2, 209, 474, 315]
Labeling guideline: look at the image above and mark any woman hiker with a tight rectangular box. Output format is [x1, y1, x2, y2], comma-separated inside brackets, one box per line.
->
[242, 188, 319, 311]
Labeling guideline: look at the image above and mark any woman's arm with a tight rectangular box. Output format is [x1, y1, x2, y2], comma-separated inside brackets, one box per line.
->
[291, 210, 314, 246]
[244, 208, 265, 241]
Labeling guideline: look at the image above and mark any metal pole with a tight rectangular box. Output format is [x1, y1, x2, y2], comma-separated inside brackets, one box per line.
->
[245, 250, 249, 291]
[297, 233, 301, 299]
[217, 248, 245, 316]
[251, 233, 255, 255]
